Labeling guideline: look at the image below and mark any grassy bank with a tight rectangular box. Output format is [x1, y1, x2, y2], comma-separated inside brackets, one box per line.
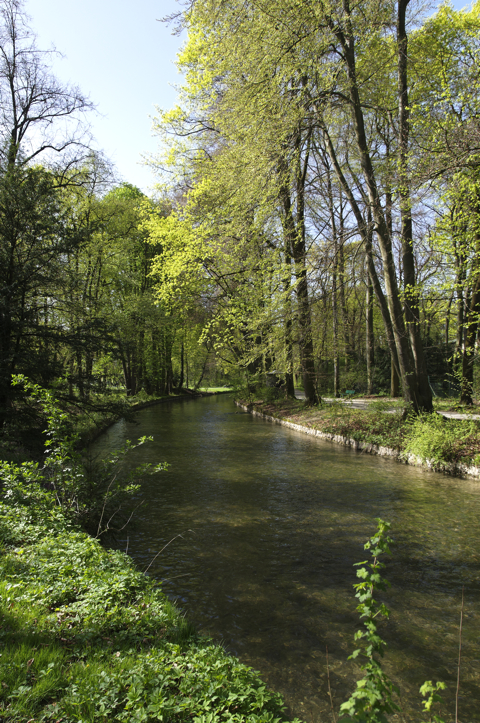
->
[1, 506, 299, 722]
[240, 396, 480, 471]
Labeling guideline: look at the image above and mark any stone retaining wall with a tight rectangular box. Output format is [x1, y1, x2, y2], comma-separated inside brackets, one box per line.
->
[235, 401, 480, 480]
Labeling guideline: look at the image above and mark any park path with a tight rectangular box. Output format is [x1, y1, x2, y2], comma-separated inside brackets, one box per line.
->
[294, 391, 480, 421]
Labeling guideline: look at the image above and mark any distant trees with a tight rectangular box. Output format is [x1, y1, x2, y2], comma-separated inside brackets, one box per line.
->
[0, 0, 205, 435]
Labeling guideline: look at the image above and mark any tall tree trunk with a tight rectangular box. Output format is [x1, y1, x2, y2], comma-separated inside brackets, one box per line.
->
[445, 291, 454, 347]
[391, 363, 400, 397]
[179, 340, 185, 389]
[332, 253, 340, 397]
[281, 177, 319, 404]
[327, 168, 341, 396]
[460, 278, 480, 405]
[194, 352, 209, 391]
[366, 275, 374, 394]
[397, 0, 433, 412]
[338, 200, 352, 369]
[455, 248, 466, 360]
[283, 241, 296, 398]
[164, 329, 175, 394]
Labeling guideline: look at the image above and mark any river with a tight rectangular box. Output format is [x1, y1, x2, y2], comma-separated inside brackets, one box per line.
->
[94, 394, 480, 722]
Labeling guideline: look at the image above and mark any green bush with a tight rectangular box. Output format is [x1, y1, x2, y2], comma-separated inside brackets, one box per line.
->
[404, 413, 480, 466]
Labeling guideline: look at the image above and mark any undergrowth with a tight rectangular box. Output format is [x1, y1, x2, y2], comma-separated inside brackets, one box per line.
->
[317, 410, 407, 450]
[404, 413, 480, 466]
[0, 512, 293, 722]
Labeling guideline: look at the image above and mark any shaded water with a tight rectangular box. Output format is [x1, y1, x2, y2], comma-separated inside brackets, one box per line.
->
[95, 395, 480, 722]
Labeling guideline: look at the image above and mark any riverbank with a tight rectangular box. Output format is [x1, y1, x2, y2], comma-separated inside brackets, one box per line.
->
[0, 478, 298, 723]
[236, 398, 480, 479]
[78, 389, 233, 447]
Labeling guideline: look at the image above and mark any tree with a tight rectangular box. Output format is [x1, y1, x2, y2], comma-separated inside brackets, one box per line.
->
[154, 0, 480, 408]
[0, 0, 93, 423]
[0, 0, 92, 172]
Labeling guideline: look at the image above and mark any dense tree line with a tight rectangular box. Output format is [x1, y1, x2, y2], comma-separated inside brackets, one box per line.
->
[146, 0, 480, 411]
[3, 0, 480, 439]
[0, 0, 223, 440]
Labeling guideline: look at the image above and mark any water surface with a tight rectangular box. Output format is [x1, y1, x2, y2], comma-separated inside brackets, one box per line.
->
[95, 395, 480, 722]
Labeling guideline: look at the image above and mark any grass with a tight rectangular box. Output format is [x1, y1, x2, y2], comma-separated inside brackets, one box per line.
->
[0, 502, 300, 723]
[241, 396, 480, 470]
[197, 387, 234, 392]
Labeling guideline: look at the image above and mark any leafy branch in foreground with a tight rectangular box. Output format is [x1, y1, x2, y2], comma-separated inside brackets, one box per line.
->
[339, 519, 447, 723]
[1, 375, 165, 536]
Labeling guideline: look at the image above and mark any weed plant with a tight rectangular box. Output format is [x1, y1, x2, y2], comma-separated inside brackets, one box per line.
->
[340, 520, 447, 723]
[318, 409, 407, 450]
[1, 376, 164, 538]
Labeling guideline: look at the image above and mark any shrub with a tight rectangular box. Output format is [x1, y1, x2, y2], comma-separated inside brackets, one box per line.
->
[404, 413, 480, 467]
[0, 375, 165, 537]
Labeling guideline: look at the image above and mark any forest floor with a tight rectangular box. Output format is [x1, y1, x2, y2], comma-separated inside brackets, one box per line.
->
[239, 396, 480, 470]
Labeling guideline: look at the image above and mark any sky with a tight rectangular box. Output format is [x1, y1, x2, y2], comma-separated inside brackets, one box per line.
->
[26, 0, 471, 195]
[27, 0, 184, 193]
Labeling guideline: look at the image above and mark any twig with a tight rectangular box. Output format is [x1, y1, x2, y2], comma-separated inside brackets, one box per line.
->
[109, 501, 144, 534]
[125, 536, 129, 554]
[326, 645, 337, 723]
[95, 474, 117, 538]
[143, 531, 192, 574]
[456, 585, 464, 723]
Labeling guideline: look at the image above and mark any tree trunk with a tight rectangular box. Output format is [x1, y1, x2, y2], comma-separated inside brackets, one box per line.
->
[366, 276, 374, 394]
[194, 353, 209, 391]
[179, 340, 185, 390]
[338, 203, 352, 369]
[461, 273, 480, 404]
[283, 241, 296, 398]
[281, 177, 319, 404]
[391, 362, 400, 397]
[397, 0, 433, 412]
[332, 260, 340, 397]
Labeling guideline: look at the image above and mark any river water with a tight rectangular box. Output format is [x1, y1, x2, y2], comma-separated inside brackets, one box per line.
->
[94, 395, 480, 722]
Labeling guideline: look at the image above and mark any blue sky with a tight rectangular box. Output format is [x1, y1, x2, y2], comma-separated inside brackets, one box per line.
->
[27, 0, 184, 192]
[26, 0, 471, 194]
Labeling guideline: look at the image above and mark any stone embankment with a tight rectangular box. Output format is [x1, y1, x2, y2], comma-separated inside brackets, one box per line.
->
[235, 401, 480, 480]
